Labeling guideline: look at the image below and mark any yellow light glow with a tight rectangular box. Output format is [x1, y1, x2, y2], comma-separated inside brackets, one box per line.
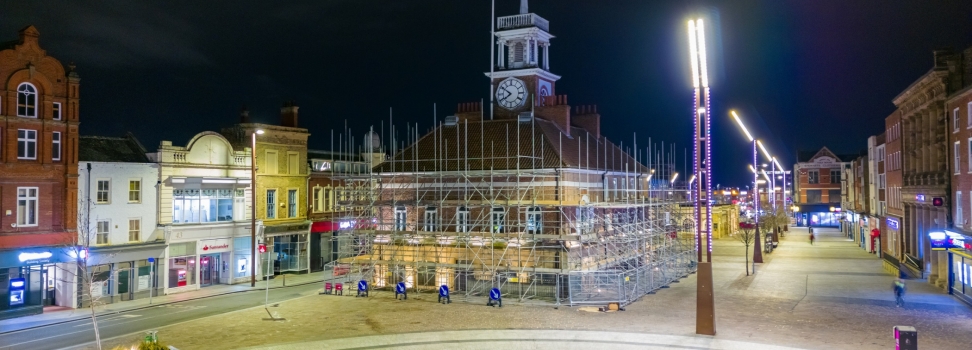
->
[696, 19, 709, 88]
[671, 172, 679, 183]
[731, 111, 754, 142]
[757, 140, 772, 161]
[688, 20, 700, 88]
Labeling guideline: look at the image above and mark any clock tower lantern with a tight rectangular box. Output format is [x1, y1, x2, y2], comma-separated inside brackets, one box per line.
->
[488, 0, 560, 118]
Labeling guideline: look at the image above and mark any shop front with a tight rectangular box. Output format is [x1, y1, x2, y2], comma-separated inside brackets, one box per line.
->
[163, 222, 255, 295]
[69, 242, 167, 308]
[795, 204, 842, 227]
[262, 222, 311, 276]
[0, 247, 73, 320]
[949, 248, 972, 306]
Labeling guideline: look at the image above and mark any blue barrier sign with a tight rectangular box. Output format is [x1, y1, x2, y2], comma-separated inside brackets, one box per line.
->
[490, 288, 501, 300]
[147, 257, 155, 263]
[396, 282, 406, 293]
[439, 285, 449, 296]
[358, 280, 368, 291]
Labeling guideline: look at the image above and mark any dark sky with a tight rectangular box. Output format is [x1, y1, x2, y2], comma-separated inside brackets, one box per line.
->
[3, 1, 972, 186]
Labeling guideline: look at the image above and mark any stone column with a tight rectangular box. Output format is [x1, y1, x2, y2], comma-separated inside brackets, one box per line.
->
[498, 40, 505, 69]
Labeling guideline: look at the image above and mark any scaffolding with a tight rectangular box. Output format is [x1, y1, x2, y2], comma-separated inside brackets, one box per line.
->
[322, 114, 696, 307]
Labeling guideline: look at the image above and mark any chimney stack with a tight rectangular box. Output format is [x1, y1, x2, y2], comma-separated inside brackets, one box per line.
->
[280, 100, 299, 127]
[240, 105, 250, 123]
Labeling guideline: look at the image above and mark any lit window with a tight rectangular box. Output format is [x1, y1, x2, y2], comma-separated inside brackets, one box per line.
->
[17, 83, 36, 118]
[53, 102, 62, 120]
[16, 187, 38, 226]
[129, 218, 141, 242]
[456, 207, 470, 232]
[129, 180, 141, 202]
[955, 108, 961, 133]
[97, 220, 110, 245]
[313, 187, 322, 213]
[52, 131, 61, 161]
[323, 187, 333, 212]
[288, 189, 297, 218]
[527, 206, 542, 234]
[171, 188, 237, 223]
[491, 207, 505, 233]
[97, 180, 110, 204]
[266, 189, 276, 219]
[17, 129, 37, 159]
[424, 207, 438, 231]
[395, 206, 407, 231]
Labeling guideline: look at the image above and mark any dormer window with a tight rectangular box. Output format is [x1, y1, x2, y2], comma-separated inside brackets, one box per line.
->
[17, 83, 37, 118]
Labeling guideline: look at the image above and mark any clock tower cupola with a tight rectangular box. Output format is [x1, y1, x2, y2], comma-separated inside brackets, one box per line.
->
[488, 0, 560, 118]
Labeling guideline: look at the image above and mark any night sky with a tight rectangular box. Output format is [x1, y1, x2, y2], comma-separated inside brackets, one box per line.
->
[3, 1, 972, 186]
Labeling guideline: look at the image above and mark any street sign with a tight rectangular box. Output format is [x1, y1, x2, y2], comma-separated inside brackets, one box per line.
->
[258, 244, 267, 253]
[147, 257, 155, 263]
[396, 282, 406, 294]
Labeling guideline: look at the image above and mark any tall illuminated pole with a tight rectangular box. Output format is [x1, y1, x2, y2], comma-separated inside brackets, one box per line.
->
[774, 158, 788, 216]
[250, 129, 264, 287]
[757, 141, 775, 210]
[733, 111, 762, 263]
[688, 18, 715, 336]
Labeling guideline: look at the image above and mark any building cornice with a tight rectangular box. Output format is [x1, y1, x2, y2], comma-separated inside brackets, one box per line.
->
[485, 68, 561, 82]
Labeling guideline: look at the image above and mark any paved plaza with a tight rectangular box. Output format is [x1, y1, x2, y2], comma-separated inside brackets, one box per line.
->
[82, 227, 971, 350]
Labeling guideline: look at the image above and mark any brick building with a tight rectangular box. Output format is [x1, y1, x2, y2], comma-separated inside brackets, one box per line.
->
[793, 147, 852, 227]
[883, 111, 904, 274]
[0, 26, 80, 320]
[944, 55, 972, 303]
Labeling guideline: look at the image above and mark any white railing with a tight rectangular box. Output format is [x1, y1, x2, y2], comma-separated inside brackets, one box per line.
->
[497, 13, 549, 32]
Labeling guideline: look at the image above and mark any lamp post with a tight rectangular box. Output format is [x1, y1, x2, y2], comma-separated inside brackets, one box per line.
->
[688, 17, 715, 336]
[250, 129, 264, 287]
[734, 111, 762, 264]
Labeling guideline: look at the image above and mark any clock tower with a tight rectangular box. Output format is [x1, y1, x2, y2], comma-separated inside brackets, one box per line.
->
[488, 0, 560, 119]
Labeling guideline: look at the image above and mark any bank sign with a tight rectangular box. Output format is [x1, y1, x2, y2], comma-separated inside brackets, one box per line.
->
[198, 238, 232, 254]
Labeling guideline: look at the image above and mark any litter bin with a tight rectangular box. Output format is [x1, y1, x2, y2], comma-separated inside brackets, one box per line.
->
[893, 325, 917, 350]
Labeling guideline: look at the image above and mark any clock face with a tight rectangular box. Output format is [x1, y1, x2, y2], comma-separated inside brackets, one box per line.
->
[495, 78, 527, 110]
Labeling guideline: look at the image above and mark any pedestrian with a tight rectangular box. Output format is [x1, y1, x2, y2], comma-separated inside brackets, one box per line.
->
[893, 279, 906, 307]
[809, 228, 814, 245]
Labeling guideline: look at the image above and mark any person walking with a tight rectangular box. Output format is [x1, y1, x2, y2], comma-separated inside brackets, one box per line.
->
[809, 228, 815, 245]
[893, 279, 906, 307]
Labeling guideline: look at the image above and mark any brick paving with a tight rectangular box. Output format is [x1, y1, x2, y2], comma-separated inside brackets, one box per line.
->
[93, 226, 972, 350]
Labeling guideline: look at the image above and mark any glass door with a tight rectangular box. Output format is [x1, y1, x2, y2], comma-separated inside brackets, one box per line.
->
[200, 255, 214, 287]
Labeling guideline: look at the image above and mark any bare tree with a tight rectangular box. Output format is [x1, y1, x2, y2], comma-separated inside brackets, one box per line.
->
[58, 197, 107, 350]
[735, 224, 756, 276]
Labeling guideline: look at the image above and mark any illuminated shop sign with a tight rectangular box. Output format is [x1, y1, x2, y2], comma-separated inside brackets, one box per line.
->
[19, 251, 53, 263]
[887, 218, 899, 230]
[915, 194, 925, 202]
[311, 160, 332, 172]
[930, 231, 966, 250]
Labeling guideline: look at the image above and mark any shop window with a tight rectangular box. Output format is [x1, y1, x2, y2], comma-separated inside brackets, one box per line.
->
[17, 83, 36, 118]
[52, 132, 61, 161]
[456, 207, 469, 232]
[17, 129, 36, 159]
[288, 189, 297, 218]
[424, 207, 438, 231]
[129, 180, 141, 203]
[96, 220, 110, 245]
[233, 237, 252, 279]
[527, 206, 541, 234]
[96, 179, 110, 203]
[172, 188, 236, 223]
[129, 218, 141, 242]
[491, 207, 506, 233]
[16, 187, 38, 226]
[394, 206, 407, 231]
[266, 189, 276, 219]
[167, 256, 196, 288]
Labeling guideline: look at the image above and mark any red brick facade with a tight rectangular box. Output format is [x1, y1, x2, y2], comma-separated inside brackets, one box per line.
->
[948, 87, 972, 232]
[0, 26, 79, 249]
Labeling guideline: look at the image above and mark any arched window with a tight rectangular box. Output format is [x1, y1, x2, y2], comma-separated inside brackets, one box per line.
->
[17, 83, 37, 118]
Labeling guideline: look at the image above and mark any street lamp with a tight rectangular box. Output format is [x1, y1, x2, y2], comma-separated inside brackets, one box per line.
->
[250, 129, 264, 287]
[736, 112, 763, 264]
[671, 172, 679, 185]
[688, 17, 715, 336]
